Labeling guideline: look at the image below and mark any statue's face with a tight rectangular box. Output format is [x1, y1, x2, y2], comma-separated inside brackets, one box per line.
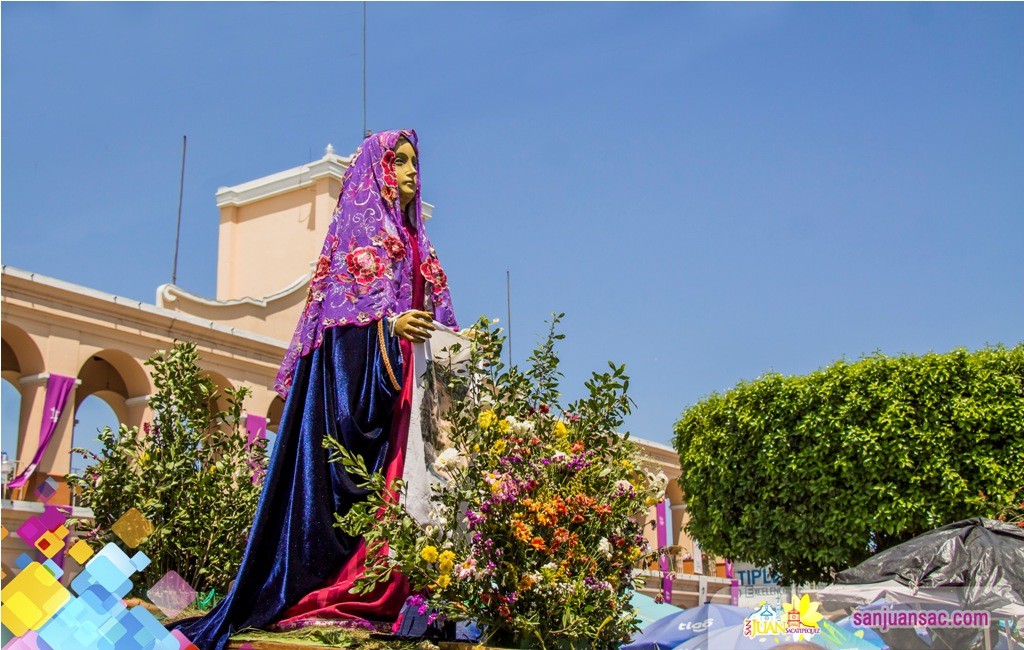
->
[394, 139, 418, 210]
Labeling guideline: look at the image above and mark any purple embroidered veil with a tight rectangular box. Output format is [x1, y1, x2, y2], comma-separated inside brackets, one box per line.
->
[275, 129, 458, 397]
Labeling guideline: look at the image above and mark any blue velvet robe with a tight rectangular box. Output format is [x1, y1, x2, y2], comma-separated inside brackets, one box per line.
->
[170, 323, 404, 650]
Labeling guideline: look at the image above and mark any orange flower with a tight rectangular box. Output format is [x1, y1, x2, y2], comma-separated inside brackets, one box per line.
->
[530, 537, 547, 552]
[513, 520, 533, 542]
[517, 574, 536, 591]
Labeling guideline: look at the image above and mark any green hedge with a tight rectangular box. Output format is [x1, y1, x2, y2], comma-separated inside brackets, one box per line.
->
[672, 345, 1024, 585]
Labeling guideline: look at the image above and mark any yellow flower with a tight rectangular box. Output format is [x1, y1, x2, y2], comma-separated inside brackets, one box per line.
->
[472, 444, 480, 453]
[436, 574, 451, 588]
[491, 439, 507, 455]
[139, 451, 150, 466]
[478, 410, 497, 429]
[439, 559, 454, 574]
[553, 421, 568, 437]
[498, 419, 511, 434]
[421, 546, 439, 563]
[619, 459, 634, 470]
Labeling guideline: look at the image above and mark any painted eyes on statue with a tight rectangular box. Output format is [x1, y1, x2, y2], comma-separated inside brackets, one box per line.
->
[395, 154, 418, 168]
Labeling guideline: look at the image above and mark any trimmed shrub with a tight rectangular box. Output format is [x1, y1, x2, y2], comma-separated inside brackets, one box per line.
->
[673, 345, 1024, 585]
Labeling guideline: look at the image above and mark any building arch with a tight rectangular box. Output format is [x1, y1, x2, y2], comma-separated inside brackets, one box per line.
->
[76, 349, 150, 403]
[264, 395, 285, 455]
[265, 395, 285, 433]
[2, 378, 22, 485]
[2, 323, 46, 481]
[200, 369, 235, 416]
[1, 322, 45, 378]
[69, 393, 120, 478]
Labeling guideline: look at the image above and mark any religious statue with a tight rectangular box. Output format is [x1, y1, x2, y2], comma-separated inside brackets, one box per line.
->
[172, 129, 460, 650]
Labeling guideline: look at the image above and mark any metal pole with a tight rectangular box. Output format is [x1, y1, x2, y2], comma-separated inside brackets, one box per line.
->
[506, 270, 512, 367]
[362, 1, 368, 138]
[171, 135, 187, 285]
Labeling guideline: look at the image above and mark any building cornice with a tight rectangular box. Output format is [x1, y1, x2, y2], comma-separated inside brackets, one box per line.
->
[213, 147, 435, 220]
[216, 151, 352, 208]
[1, 266, 287, 361]
[157, 273, 311, 310]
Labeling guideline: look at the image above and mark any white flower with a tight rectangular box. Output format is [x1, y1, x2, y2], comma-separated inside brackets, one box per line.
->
[433, 447, 461, 474]
[598, 538, 612, 557]
[647, 470, 669, 500]
[509, 417, 535, 435]
[550, 451, 567, 464]
[428, 505, 448, 524]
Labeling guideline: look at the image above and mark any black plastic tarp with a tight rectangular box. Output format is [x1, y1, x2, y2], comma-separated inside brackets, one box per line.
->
[835, 517, 1024, 615]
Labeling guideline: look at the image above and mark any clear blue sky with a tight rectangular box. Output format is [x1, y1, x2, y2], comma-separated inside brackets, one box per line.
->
[3, 2, 1022, 449]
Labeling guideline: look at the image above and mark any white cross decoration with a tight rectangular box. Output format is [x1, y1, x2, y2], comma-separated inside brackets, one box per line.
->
[49, 407, 61, 424]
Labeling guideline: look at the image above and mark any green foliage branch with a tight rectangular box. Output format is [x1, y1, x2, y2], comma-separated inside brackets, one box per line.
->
[673, 345, 1024, 585]
[67, 341, 268, 597]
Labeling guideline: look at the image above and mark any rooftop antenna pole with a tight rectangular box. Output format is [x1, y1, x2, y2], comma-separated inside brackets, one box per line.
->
[506, 270, 513, 368]
[362, 2, 369, 138]
[171, 135, 187, 285]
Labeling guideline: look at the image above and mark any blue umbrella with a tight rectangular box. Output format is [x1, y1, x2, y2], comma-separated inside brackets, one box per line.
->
[622, 603, 754, 650]
[671, 622, 797, 649]
[630, 592, 685, 630]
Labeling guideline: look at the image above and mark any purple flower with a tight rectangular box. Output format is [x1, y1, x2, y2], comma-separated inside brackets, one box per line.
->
[427, 611, 446, 625]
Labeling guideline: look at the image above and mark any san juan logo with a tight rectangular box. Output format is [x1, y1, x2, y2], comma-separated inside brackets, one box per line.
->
[743, 594, 823, 640]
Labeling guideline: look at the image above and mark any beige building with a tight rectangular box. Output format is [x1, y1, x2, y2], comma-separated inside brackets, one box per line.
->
[1, 146, 728, 606]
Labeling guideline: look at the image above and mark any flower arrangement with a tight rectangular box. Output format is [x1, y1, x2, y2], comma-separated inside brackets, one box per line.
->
[331, 315, 668, 649]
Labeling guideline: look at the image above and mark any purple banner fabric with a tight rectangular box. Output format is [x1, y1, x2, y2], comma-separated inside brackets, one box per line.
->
[656, 499, 672, 603]
[245, 415, 267, 446]
[8, 374, 76, 490]
[727, 556, 738, 605]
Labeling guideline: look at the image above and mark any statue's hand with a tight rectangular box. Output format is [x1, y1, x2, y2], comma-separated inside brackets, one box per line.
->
[394, 310, 435, 343]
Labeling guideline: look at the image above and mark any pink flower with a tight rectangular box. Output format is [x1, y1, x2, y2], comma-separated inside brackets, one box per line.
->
[346, 246, 387, 285]
[380, 185, 398, 205]
[456, 558, 478, 580]
[380, 150, 398, 188]
[382, 234, 406, 261]
[420, 258, 448, 294]
[312, 254, 332, 284]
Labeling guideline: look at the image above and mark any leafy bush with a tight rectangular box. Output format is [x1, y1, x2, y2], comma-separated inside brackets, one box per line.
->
[673, 345, 1024, 585]
[67, 342, 267, 597]
[335, 315, 668, 649]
